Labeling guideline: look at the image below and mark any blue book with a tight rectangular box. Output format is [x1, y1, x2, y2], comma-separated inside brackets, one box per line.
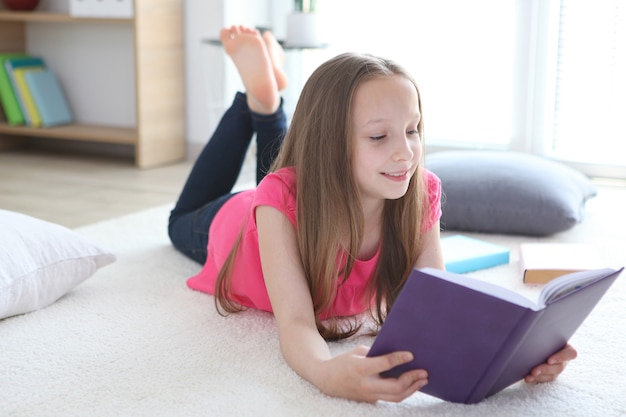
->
[442, 235, 510, 273]
[23, 69, 73, 127]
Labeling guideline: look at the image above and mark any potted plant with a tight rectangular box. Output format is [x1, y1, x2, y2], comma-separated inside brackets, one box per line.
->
[293, 0, 316, 13]
[286, 0, 321, 47]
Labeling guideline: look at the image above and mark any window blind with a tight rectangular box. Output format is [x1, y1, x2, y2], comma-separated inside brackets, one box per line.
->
[549, 0, 626, 165]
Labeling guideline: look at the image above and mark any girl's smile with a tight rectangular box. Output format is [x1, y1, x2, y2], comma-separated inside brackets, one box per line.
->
[381, 170, 411, 182]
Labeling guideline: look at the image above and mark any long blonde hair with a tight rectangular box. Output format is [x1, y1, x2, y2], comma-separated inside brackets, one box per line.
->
[216, 53, 429, 340]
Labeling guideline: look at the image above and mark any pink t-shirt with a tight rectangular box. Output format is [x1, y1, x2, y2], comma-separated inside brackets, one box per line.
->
[187, 167, 442, 318]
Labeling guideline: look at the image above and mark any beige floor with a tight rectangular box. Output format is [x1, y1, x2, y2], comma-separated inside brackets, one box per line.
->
[0, 148, 196, 228]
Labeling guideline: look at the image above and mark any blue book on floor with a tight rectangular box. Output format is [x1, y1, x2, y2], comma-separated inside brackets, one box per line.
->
[442, 235, 510, 273]
[23, 69, 73, 127]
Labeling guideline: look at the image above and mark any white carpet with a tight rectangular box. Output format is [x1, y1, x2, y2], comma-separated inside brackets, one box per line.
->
[1, 184, 626, 417]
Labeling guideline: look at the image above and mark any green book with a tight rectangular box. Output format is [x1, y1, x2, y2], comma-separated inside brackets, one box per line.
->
[0, 53, 28, 125]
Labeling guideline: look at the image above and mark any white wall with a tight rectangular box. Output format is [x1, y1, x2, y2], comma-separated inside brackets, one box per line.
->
[27, 0, 135, 127]
[26, 23, 136, 128]
[184, 0, 225, 156]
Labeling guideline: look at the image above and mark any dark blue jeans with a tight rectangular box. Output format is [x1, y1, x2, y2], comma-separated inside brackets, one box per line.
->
[168, 92, 287, 264]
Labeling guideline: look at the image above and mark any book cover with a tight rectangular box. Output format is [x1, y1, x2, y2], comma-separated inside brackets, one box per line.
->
[520, 243, 605, 284]
[13, 68, 44, 128]
[441, 235, 510, 273]
[23, 69, 73, 127]
[0, 53, 27, 125]
[4, 56, 45, 126]
[367, 266, 623, 404]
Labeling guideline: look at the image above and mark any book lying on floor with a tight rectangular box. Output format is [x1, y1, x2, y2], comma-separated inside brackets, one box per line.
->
[367, 266, 623, 404]
[441, 235, 509, 273]
[520, 243, 605, 284]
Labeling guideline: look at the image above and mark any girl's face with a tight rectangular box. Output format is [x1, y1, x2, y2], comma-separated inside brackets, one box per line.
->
[350, 75, 422, 207]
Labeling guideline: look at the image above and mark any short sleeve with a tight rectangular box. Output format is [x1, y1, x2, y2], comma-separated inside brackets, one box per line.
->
[252, 167, 298, 226]
[422, 168, 442, 232]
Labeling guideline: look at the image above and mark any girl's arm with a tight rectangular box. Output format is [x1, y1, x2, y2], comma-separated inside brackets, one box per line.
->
[414, 220, 445, 270]
[256, 205, 428, 403]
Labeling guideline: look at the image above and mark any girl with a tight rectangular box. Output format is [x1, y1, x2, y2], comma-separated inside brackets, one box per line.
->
[169, 25, 577, 403]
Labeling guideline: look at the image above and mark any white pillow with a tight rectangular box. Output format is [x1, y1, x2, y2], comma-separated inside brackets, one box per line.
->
[0, 209, 116, 319]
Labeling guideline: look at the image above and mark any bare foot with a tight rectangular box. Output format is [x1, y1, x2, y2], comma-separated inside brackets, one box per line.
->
[262, 30, 288, 91]
[220, 25, 280, 114]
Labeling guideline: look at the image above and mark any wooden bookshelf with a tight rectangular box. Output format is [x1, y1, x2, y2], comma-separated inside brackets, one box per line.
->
[0, 10, 132, 23]
[0, 1, 185, 168]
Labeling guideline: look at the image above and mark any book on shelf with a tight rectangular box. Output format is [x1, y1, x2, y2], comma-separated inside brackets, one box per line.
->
[0, 53, 28, 125]
[24, 69, 73, 127]
[520, 243, 606, 284]
[4, 56, 46, 127]
[13, 67, 44, 128]
[441, 235, 510, 273]
[367, 266, 623, 404]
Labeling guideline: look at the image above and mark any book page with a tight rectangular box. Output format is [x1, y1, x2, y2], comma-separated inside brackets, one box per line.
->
[420, 267, 539, 310]
[539, 268, 615, 305]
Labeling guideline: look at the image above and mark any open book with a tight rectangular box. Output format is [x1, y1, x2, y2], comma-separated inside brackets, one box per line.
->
[367, 266, 623, 404]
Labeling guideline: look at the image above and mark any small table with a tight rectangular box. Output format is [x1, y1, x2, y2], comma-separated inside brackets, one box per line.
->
[202, 38, 329, 50]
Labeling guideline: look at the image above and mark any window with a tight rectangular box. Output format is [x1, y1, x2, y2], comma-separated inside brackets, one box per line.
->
[541, 0, 626, 174]
[299, 0, 626, 178]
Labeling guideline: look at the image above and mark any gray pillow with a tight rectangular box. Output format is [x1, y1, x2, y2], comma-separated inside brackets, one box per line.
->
[426, 151, 597, 236]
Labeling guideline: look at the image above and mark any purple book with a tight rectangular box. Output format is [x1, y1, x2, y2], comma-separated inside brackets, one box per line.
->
[367, 266, 623, 404]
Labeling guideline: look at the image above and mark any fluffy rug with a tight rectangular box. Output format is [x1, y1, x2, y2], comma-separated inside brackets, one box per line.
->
[1, 185, 625, 417]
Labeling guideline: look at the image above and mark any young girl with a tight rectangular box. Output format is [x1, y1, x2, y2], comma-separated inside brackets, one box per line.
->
[169, 25, 577, 404]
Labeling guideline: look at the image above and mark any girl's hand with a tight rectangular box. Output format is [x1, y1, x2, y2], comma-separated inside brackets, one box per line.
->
[317, 345, 428, 403]
[524, 343, 577, 383]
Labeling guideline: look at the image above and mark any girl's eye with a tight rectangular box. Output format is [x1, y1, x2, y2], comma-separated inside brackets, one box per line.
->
[408, 129, 419, 136]
[370, 135, 386, 141]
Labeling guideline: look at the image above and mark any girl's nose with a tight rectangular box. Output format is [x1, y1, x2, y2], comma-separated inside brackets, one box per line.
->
[393, 136, 416, 162]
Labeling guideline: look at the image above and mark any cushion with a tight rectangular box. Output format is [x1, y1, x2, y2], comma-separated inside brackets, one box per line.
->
[426, 151, 597, 236]
[0, 210, 116, 319]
